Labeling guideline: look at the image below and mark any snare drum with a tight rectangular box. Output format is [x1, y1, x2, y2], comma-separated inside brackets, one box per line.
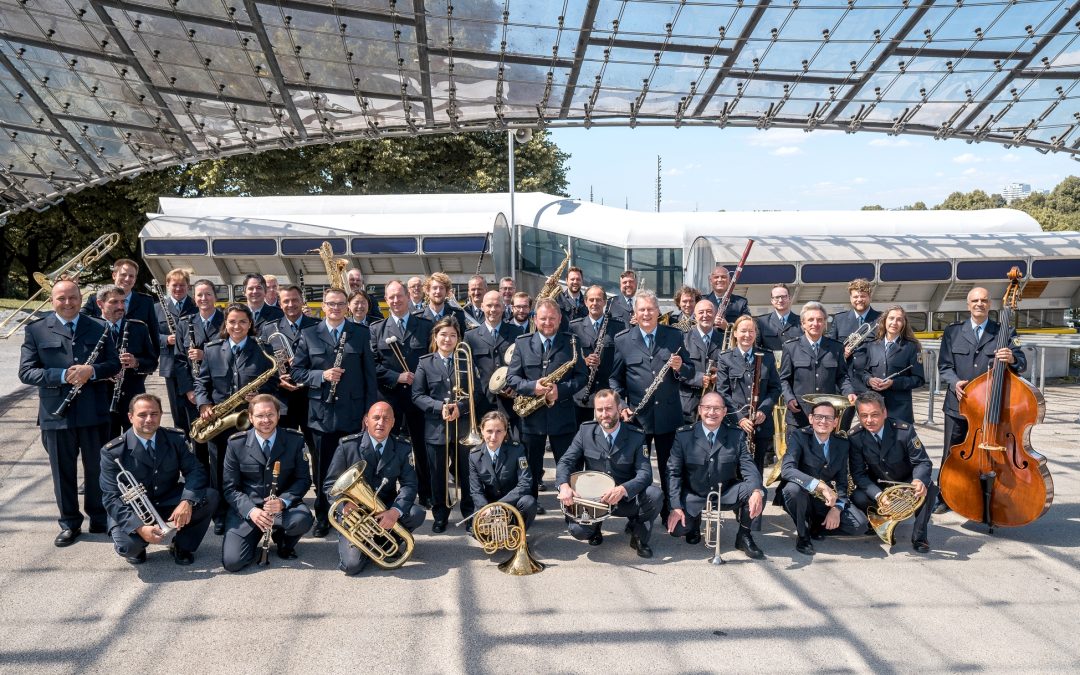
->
[563, 471, 617, 525]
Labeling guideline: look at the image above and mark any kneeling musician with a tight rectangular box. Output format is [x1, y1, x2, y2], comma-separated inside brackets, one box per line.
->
[848, 391, 936, 553]
[666, 393, 765, 560]
[780, 400, 869, 555]
[467, 411, 536, 530]
[556, 389, 662, 559]
[324, 401, 426, 575]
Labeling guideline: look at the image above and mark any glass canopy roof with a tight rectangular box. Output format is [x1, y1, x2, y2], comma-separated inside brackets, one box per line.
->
[1, 0, 1078, 215]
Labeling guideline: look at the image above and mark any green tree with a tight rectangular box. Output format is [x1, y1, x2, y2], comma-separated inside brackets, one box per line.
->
[934, 190, 1006, 210]
[1046, 175, 1080, 213]
[861, 204, 884, 211]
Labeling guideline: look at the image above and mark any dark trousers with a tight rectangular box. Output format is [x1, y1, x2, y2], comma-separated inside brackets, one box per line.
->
[108, 411, 132, 441]
[645, 431, 676, 519]
[781, 482, 868, 540]
[222, 504, 314, 572]
[109, 491, 218, 558]
[942, 413, 967, 465]
[400, 403, 431, 504]
[522, 431, 575, 497]
[207, 435, 231, 523]
[670, 483, 754, 538]
[568, 485, 662, 546]
[163, 375, 190, 432]
[42, 424, 109, 531]
[852, 483, 937, 543]
[338, 504, 426, 575]
[310, 429, 347, 524]
[477, 494, 538, 530]
[427, 438, 473, 525]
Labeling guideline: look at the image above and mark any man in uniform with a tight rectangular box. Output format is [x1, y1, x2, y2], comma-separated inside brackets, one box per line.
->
[222, 394, 314, 571]
[81, 258, 160, 346]
[323, 401, 426, 575]
[936, 286, 1025, 513]
[607, 270, 638, 326]
[99, 394, 217, 565]
[291, 287, 379, 537]
[507, 292, 533, 332]
[153, 268, 197, 433]
[848, 391, 936, 552]
[679, 300, 725, 423]
[827, 278, 881, 358]
[20, 279, 120, 546]
[407, 276, 427, 313]
[756, 283, 801, 352]
[416, 272, 466, 334]
[264, 274, 280, 307]
[570, 285, 624, 426]
[462, 275, 488, 329]
[263, 285, 318, 437]
[97, 285, 159, 438]
[557, 389, 662, 558]
[780, 301, 855, 429]
[780, 400, 869, 555]
[498, 277, 516, 322]
[465, 290, 521, 423]
[703, 264, 749, 331]
[609, 289, 693, 522]
[556, 266, 588, 325]
[242, 273, 284, 329]
[468, 410, 536, 529]
[667, 393, 765, 559]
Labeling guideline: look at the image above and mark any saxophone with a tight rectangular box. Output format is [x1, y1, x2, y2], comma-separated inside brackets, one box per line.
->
[513, 336, 578, 417]
[312, 241, 348, 291]
[534, 247, 571, 303]
[191, 345, 281, 443]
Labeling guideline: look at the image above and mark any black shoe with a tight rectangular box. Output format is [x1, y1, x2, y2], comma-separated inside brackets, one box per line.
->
[538, 482, 547, 492]
[624, 521, 634, 535]
[278, 546, 298, 560]
[311, 521, 330, 538]
[636, 543, 653, 558]
[536, 505, 546, 515]
[170, 545, 194, 565]
[736, 531, 764, 559]
[125, 549, 147, 565]
[912, 539, 930, 553]
[932, 502, 951, 515]
[213, 521, 225, 536]
[685, 531, 702, 545]
[810, 527, 826, 541]
[588, 532, 603, 546]
[88, 522, 107, 534]
[54, 528, 80, 547]
[432, 521, 447, 534]
[796, 537, 815, 555]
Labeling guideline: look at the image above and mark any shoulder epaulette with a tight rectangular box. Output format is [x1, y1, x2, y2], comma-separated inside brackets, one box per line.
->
[205, 338, 225, 347]
[676, 424, 694, 433]
[103, 435, 125, 451]
[339, 432, 364, 445]
[228, 430, 246, 441]
[891, 420, 911, 430]
[161, 426, 185, 436]
[579, 420, 598, 427]
[782, 336, 800, 344]
[624, 423, 644, 435]
[281, 427, 303, 437]
[125, 318, 146, 326]
[614, 327, 633, 338]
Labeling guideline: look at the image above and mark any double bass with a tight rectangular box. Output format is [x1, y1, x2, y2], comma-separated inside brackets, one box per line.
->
[939, 268, 1053, 532]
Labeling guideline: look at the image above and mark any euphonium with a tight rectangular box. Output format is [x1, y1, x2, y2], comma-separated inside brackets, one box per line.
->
[190, 346, 280, 443]
[534, 247, 571, 303]
[867, 482, 926, 547]
[513, 335, 578, 417]
[470, 502, 544, 575]
[328, 459, 415, 569]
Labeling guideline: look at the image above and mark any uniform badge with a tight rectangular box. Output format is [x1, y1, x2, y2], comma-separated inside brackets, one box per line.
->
[912, 437, 923, 450]
[1012, 337, 1022, 347]
[643, 445, 651, 459]
[916, 352, 923, 364]
[518, 457, 528, 470]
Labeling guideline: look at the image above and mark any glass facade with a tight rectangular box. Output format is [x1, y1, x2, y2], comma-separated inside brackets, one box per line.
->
[520, 228, 568, 276]
[631, 248, 683, 300]
[573, 238, 626, 295]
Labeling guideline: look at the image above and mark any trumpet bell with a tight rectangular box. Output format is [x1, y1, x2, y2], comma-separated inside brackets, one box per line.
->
[459, 429, 483, 447]
[329, 460, 415, 569]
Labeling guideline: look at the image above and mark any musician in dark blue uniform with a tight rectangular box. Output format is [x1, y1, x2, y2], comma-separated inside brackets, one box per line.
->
[415, 272, 467, 335]
[755, 283, 800, 352]
[152, 268, 196, 432]
[462, 275, 488, 329]
[468, 411, 536, 528]
[465, 290, 521, 424]
[570, 285, 624, 426]
[826, 278, 882, 358]
[80, 258, 160, 349]
[679, 299, 725, 423]
[607, 270, 638, 327]
[242, 273, 284, 330]
[261, 285, 318, 436]
[716, 316, 781, 480]
[97, 285, 158, 438]
[556, 266, 588, 325]
[19, 279, 120, 546]
[779, 302, 855, 429]
[175, 279, 224, 465]
[703, 264, 749, 331]
[850, 306, 925, 424]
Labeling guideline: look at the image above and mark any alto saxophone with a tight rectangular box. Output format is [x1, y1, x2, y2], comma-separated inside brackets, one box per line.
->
[513, 336, 578, 417]
[534, 247, 571, 303]
[190, 345, 281, 443]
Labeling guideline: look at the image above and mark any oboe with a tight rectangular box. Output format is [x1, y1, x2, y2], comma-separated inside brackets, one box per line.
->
[53, 327, 109, 417]
[258, 461, 282, 566]
[108, 321, 130, 414]
[327, 323, 348, 402]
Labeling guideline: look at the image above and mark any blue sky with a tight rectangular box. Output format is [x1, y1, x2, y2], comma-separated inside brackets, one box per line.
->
[548, 126, 1080, 212]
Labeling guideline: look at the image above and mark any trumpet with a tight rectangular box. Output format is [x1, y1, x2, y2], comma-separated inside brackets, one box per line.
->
[114, 457, 177, 546]
[702, 489, 724, 565]
[459, 502, 544, 575]
[1, 232, 120, 339]
[263, 332, 301, 387]
[844, 322, 875, 353]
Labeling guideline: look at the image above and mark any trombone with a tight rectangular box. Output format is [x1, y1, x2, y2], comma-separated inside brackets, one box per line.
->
[443, 341, 482, 508]
[1, 232, 120, 339]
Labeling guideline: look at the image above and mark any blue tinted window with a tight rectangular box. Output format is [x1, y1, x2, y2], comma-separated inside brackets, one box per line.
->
[212, 239, 277, 256]
[801, 263, 875, 284]
[738, 264, 796, 284]
[352, 237, 417, 254]
[281, 238, 346, 256]
[880, 261, 951, 282]
[422, 236, 488, 254]
[143, 239, 208, 256]
[1031, 259, 1080, 278]
[956, 260, 1026, 280]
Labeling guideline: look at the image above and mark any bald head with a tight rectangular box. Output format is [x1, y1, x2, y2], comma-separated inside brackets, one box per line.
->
[967, 286, 991, 323]
[482, 290, 504, 325]
[50, 279, 82, 321]
[364, 401, 396, 442]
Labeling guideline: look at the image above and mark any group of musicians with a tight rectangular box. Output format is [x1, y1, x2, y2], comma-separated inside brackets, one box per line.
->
[18, 256, 1025, 572]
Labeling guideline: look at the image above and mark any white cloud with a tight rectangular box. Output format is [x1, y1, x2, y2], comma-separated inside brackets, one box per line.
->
[1051, 50, 1080, 67]
[953, 153, 982, 164]
[868, 137, 912, 148]
[666, 167, 685, 177]
[772, 146, 802, 156]
[962, 167, 978, 175]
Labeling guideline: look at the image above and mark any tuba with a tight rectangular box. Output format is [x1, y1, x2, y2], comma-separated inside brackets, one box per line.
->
[328, 460, 415, 569]
[468, 502, 544, 575]
[867, 483, 926, 547]
[311, 241, 348, 291]
[114, 457, 177, 546]
[535, 247, 571, 303]
[190, 346, 280, 443]
[702, 489, 724, 565]
[513, 336, 578, 417]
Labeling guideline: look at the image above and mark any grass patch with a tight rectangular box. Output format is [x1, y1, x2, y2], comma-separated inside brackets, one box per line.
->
[0, 298, 32, 310]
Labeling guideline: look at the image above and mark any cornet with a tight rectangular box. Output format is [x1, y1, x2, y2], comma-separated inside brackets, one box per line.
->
[844, 322, 875, 353]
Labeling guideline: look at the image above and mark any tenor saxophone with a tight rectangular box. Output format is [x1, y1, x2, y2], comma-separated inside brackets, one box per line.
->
[190, 346, 280, 443]
[513, 336, 578, 417]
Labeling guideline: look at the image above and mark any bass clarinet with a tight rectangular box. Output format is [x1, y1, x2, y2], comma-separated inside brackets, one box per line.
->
[327, 324, 348, 402]
[108, 321, 130, 414]
[53, 327, 110, 417]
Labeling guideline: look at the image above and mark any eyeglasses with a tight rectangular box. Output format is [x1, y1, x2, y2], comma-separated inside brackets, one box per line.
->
[699, 405, 725, 413]
[810, 414, 836, 422]
[771, 295, 789, 301]
[324, 301, 346, 308]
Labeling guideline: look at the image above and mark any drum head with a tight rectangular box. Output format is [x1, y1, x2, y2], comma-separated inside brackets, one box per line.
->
[488, 366, 508, 392]
[503, 343, 516, 365]
[570, 471, 616, 499]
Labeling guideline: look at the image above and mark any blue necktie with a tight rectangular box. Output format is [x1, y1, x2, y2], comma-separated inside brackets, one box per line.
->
[644, 333, 653, 351]
[66, 321, 74, 335]
[262, 439, 271, 457]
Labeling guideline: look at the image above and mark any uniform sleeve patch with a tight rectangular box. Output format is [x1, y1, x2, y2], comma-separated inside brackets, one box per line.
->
[518, 457, 528, 470]
[912, 437, 923, 450]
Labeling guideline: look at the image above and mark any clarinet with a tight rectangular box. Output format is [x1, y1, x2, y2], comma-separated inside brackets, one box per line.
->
[258, 461, 282, 566]
[327, 324, 348, 402]
[579, 312, 610, 405]
[146, 280, 178, 338]
[186, 320, 200, 381]
[53, 327, 110, 417]
[747, 352, 763, 457]
[108, 322, 130, 414]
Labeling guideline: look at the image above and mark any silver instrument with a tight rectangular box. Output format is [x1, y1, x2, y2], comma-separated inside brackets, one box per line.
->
[114, 457, 177, 546]
[562, 471, 616, 525]
[844, 322, 875, 353]
[702, 489, 724, 565]
[264, 331, 302, 387]
[579, 312, 610, 406]
[108, 321, 131, 414]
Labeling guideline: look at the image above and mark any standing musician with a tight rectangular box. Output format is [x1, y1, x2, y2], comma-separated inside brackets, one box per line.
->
[465, 290, 521, 423]
[557, 390, 661, 558]
[607, 270, 638, 327]
[348, 290, 374, 327]
[827, 278, 882, 358]
[346, 268, 386, 323]
[755, 283, 801, 351]
[848, 392, 936, 553]
[609, 289, 694, 523]
[323, 401, 426, 575]
[498, 277, 516, 322]
[715, 316, 781, 486]
[290, 287, 379, 537]
[463, 275, 488, 328]
[935, 286, 1025, 514]
[556, 266, 588, 325]
[850, 305, 925, 425]
[370, 280, 434, 505]
[416, 272, 466, 334]
[506, 298, 587, 509]
[262, 285, 318, 436]
[667, 286, 701, 329]
[97, 285, 159, 438]
[242, 273, 284, 329]
[570, 285, 625, 426]
[193, 303, 281, 534]
[81, 258, 161, 350]
[679, 299, 725, 423]
[666, 393, 765, 559]
[468, 411, 536, 529]
[153, 268, 197, 434]
[779, 301, 855, 429]
[175, 279, 224, 460]
[780, 400, 869, 555]
[411, 317, 478, 532]
[507, 292, 534, 332]
[263, 274, 280, 307]
[19, 279, 120, 547]
[99, 394, 217, 565]
[407, 276, 427, 313]
[703, 264, 749, 331]
[222, 395, 313, 571]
